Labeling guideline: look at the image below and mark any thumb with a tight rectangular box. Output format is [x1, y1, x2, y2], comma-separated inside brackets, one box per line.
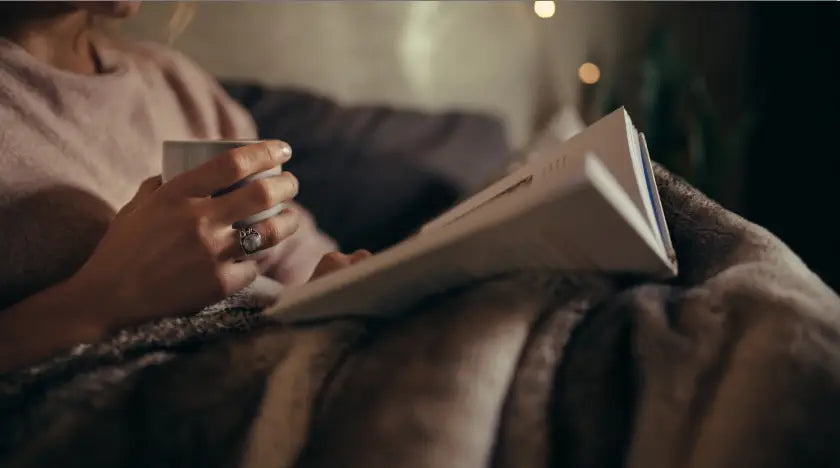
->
[349, 249, 372, 263]
[120, 176, 162, 215]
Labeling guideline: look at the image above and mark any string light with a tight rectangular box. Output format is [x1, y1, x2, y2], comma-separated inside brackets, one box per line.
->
[534, 1, 555, 19]
[578, 62, 601, 85]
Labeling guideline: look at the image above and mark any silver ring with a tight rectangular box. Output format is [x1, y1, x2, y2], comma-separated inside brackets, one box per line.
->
[238, 226, 263, 256]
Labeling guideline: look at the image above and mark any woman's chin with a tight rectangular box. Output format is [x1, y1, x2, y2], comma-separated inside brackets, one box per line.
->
[73, 1, 142, 19]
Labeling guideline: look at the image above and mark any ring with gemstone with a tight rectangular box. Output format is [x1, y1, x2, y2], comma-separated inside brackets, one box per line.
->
[238, 226, 263, 256]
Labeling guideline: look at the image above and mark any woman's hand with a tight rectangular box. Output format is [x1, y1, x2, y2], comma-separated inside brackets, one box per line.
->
[71, 140, 300, 332]
[310, 250, 372, 280]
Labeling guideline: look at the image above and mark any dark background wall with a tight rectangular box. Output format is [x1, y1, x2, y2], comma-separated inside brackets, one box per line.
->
[746, 3, 839, 290]
[599, 2, 839, 291]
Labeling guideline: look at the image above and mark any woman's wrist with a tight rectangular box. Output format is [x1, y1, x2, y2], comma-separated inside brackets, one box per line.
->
[0, 273, 112, 373]
[57, 271, 117, 342]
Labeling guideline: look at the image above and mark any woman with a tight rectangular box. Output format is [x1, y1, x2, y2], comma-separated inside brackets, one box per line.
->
[0, 2, 367, 372]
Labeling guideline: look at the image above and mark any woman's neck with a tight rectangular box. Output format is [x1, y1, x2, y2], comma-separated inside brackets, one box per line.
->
[3, 6, 99, 75]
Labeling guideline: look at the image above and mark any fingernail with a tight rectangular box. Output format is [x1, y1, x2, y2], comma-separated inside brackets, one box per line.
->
[266, 141, 291, 162]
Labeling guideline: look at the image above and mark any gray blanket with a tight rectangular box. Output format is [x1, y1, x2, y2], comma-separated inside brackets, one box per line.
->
[2, 165, 839, 468]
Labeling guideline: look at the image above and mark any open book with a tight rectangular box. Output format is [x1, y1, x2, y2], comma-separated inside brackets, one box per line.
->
[265, 107, 677, 322]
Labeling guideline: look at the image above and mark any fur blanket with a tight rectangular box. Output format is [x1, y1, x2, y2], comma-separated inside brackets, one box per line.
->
[1, 165, 839, 468]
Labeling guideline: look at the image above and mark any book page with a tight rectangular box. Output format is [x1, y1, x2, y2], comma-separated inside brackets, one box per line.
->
[267, 155, 673, 323]
[420, 149, 585, 233]
[550, 108, 658, 235]
[420, 108, 660, 240]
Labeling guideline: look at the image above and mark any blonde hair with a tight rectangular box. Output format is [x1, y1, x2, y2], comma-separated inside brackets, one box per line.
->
[166, 2, 197, 44]
[96, 3, 197, 46]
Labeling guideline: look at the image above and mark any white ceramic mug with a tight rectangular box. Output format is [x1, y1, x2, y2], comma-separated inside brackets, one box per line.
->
[162, 140, 286, 227]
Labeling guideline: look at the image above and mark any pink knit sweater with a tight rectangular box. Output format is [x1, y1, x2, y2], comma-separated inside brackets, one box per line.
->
[0, 36, 336, 309]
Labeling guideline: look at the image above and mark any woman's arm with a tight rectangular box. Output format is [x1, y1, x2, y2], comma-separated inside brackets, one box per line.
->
[0, 274, 111, 373]
[0, 249, 370, 374]
[0, 141, 301, 374]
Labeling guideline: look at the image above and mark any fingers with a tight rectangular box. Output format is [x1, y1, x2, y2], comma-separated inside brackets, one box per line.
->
[216, 210, 300, 260]
[310, 250, 372, 280]
[311, 252, 352, 280]
[209, 172, 299, 225]
[215, 259, 260, 297]
[137, 175, 163, 196]
[349, 250, 372, 262]
[119, 176, 162, 215]
[167, 140, 291, 197]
